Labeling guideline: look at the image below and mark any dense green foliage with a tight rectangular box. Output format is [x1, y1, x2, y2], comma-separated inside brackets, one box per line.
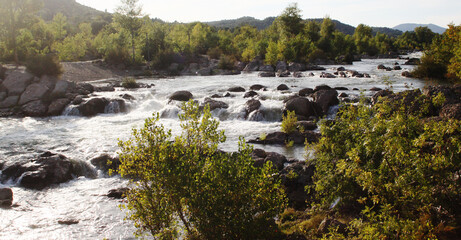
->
[281, 110, 298, 134]
[413, 24, 461, 82]
[0, 2, 440, 69]
[307, 96, 461, 239]
[118, 101, 286, 239]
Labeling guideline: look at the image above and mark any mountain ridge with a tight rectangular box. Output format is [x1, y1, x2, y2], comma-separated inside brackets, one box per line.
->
[393, 23, 446, 34]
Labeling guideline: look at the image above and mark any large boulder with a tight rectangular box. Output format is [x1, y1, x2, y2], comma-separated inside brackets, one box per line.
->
[18, 82, 51, 105]
[0, 96, 19, 108]
[245, 99, 261, 115]
[0, 188, 13, 207]
[22, 100, 48, 117]
[90, 154, 120, 174]
[288, 62, 306, 72]
[47, 98, 71, 116]
[244, 91, 258, 98]
[259, 65, 274, 72]
[201, 98, 229, 111]
[1, 152, 82, 190]
[284, 97, 322, 120]
[2, 71, 34, 95]
[169, 91, 193, 102]
[277, 84, 289, 91]
[276, 61, 288, 72]
[78, 98, 109, 117]
[313, 84, 332, 92]
[259, 72, 275, 77]
[299, 88, 314, 97]
[243, 59, 262, 72]
[250, 84, 266, 91]
[227, 86, 245, 92]
[312, 89, 339, 113]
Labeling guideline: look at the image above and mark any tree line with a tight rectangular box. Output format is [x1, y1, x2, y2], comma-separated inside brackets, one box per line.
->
[0, 1, 441, 70]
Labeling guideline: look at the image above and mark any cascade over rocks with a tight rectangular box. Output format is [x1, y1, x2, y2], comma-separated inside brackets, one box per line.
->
[245, 99, 261, 115]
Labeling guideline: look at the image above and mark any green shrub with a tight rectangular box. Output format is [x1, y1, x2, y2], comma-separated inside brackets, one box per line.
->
[217, 55, 235, 70]
[309, 97, 461, 239]
[281, 110, 298, 134]
[118, 101, 286, 239]
[412, 54, 447, 80]
[25, 54, 63, 77]
[104, 47, 131, 66]
[121, 77, 138, 89]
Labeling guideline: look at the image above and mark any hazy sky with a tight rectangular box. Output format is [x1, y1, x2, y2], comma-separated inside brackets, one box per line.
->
[76, 0, 461, 28]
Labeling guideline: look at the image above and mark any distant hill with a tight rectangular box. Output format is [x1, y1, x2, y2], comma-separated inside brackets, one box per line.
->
[206, 16, 276, 30]
[39, 0, 111, 25]
[393, 23, 446, 34]
[206, 17, 402, 37]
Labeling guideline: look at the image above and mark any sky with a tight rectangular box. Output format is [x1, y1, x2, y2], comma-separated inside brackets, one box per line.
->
[76, 0, 461, 28]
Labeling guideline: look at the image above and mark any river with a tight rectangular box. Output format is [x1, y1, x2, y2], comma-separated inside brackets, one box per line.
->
[0, 56, 425, 239]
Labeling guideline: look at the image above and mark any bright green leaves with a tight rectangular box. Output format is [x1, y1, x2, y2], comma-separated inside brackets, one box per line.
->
[311, 97, 461, 238]
[118, 101, 286, 239]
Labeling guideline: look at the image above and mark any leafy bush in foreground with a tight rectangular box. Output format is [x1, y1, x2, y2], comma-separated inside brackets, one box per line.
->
[309, 96, 461, 239]
[118, 101, 286, 239]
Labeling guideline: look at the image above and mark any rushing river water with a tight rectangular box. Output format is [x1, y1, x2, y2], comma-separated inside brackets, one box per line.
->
[0, 56, 425, 239]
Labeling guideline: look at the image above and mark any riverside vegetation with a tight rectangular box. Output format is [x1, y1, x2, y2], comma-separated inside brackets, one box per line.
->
[0, 0, 456, 80]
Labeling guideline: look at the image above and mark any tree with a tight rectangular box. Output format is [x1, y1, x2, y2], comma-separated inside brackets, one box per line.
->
[0, 0, 42, 64]
[278, 3, 303, 37]
[118, 101, 286, 239]
[114, 0, 144, 65]
[50, 12, 68, 41]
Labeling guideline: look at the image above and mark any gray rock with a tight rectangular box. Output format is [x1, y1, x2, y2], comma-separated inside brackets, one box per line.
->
[277, 84, 289, 91]
[312, 89, 339, 113]
[314, 85, 332, 92]
[259, 65, 274, 72]
[293, 72, 303, 78]
[244, 91, 258, 98]
[18, 82, 51, 105]
[201, 98, 229, 111]
[299, 88, 314, 96]
[78, 98, 109, 117]
[197, 68, 212, 76]
[243, 59, 261, 72]
[107, 187, 129, 199]
[22, 100, 48, 117]
[276, 61, 287, 72]
[48, 98, 71, 116]
[320, 72, 336, 78]
[284, 97, 322, 119]
[227, 86, 245, 92]
[245, 99, 261, 114]
[2, 71, 34, 95]
[1, 152, 80, 190]
[248, 110, 265, 121]
[0, 91, 6, 102]
[90, 154, 120, 174]
[169, 91, 193, 101]
[0, 188, 13, 207]
[250, 84, 266, 91]
[288, 62, 306, 72]
[258, 72, 275, 77]
[277, 70, 291, 77]
[0, 96, 19, 108]
[51, 80, 70, 98]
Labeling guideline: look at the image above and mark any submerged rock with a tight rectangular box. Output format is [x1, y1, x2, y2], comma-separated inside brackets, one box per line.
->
[169, 91, 193, 101]
[0, 188, 13, 207]
[0, 151, 93, 190]
[107, 187, 129, 199]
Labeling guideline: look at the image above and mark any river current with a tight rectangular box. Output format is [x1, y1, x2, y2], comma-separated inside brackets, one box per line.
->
[0, 56, 425, 239]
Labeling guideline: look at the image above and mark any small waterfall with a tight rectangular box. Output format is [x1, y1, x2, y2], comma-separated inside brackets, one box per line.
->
[62, 105, 81, 116]
[105, 100, 126, 114]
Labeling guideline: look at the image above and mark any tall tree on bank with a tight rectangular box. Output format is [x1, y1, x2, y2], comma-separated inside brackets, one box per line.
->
[114, 0, 144, 64]
[0, 0, 42, 64]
